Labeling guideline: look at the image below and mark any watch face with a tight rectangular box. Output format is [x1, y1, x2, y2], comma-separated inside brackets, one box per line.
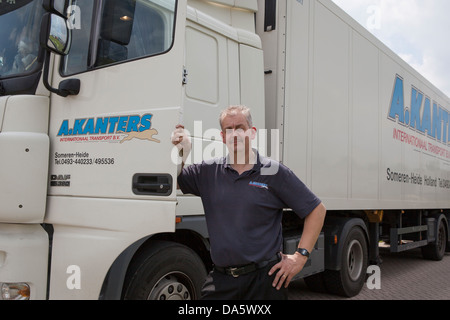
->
[298, 248, 310, 257]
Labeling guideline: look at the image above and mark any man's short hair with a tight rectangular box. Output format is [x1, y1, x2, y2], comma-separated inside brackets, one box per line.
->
[219, 105, 253, 130]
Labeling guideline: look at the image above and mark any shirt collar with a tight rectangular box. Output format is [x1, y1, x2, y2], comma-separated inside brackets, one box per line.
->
[224, 149, 263, 173]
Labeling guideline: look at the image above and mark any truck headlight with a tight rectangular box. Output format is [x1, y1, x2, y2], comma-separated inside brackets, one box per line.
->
[1, 283, 30, 300]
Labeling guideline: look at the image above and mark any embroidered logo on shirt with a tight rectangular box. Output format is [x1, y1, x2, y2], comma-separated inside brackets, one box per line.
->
[249, 181, 269, 190]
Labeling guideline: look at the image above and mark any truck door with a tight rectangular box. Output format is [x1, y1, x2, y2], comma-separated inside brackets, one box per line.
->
[0, 0, 51, 300]
[0, 1, 49, 224]
[48, 0, 184, 201]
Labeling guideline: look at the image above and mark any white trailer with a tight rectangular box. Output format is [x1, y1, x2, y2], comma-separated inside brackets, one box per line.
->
[0, 0, 449, 300]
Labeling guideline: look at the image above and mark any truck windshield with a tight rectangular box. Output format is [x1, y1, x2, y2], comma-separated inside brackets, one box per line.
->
[0, 0, 44, 79]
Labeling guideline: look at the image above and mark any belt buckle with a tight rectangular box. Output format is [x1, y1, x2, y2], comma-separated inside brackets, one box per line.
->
[229, 267, 240, 278]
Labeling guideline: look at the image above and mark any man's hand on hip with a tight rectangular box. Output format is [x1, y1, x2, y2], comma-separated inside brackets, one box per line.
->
[268, 252, 308, 290]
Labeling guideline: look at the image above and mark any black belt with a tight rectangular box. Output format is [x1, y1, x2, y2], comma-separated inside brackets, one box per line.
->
[214, 254, 280, 278]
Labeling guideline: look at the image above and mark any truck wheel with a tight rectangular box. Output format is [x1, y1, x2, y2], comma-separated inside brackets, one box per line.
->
[123, 241, 207, 300]
[324, 227, 368, 297]
[422, 217, 447, 261]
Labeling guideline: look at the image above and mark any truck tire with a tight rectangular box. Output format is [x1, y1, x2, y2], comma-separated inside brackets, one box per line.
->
[123, 241, 207, 300]
[422, 217, 447, 261]
[323, 226, 368, 297]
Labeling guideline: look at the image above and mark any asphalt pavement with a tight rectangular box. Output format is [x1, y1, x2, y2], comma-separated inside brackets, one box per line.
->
[288, 248, 450, 300]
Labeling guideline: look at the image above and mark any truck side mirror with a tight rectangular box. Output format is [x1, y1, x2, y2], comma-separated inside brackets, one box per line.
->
[40, 11, 80, 97]
[40, 13, 71, 56]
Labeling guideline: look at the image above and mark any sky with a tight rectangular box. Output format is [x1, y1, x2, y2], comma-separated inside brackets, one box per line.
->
[331, 0, 450, 98]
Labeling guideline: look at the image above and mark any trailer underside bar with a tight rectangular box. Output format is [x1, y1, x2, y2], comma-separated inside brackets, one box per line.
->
[389, 225, 428, 253]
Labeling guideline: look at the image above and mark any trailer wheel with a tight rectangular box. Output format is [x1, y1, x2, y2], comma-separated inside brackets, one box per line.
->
[324, 227, 368, 297]
[422, 217, 447, 261]
[123, 241, 207, 300]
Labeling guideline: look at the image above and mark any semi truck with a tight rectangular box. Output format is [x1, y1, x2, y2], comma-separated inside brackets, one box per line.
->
[0, 0, 449, 300]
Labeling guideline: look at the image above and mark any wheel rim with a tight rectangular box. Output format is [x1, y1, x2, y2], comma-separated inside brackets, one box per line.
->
[346, 239, 364, 281]
[148, 272, 194, 300]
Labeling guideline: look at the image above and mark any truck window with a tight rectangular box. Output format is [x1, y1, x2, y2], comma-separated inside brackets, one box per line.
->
[61, 0, 176, 76]
[60, 0, 94, 75]
[0, 0, 44, 79]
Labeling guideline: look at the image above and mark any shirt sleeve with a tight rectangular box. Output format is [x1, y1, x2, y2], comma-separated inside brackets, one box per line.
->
[274, 165, 322, 219]
[177, 163, 202, 196]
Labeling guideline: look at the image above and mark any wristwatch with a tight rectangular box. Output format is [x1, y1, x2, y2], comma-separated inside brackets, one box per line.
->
[296, 248, 310, 258]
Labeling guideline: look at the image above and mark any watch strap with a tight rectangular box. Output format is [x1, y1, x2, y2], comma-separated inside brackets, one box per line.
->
[296, 248, 310, 258]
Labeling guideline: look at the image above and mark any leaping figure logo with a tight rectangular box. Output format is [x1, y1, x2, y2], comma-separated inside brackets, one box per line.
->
[120, 128, 161, 144]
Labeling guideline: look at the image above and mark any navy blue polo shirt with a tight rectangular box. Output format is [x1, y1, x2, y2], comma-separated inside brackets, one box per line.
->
[178, 152, 321, 267]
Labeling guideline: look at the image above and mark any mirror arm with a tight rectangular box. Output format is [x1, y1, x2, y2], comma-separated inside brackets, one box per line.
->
[43, 50, 60, 95]
[43, 50, 80, 97]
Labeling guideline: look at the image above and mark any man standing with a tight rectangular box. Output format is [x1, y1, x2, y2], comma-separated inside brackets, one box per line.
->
[172, 105, 326, 300]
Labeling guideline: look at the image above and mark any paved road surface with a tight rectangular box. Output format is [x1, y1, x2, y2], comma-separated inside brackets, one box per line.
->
[288, 249, 450, 300]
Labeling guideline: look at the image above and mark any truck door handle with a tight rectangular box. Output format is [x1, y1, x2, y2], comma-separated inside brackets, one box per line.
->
[132, 174, 173, 196]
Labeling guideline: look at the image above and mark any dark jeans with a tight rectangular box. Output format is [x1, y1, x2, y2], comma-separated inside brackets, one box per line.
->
[200, 260, 288, 300]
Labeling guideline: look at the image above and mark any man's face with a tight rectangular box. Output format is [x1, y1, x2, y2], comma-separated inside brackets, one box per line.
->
[220, 112, 256, 160]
